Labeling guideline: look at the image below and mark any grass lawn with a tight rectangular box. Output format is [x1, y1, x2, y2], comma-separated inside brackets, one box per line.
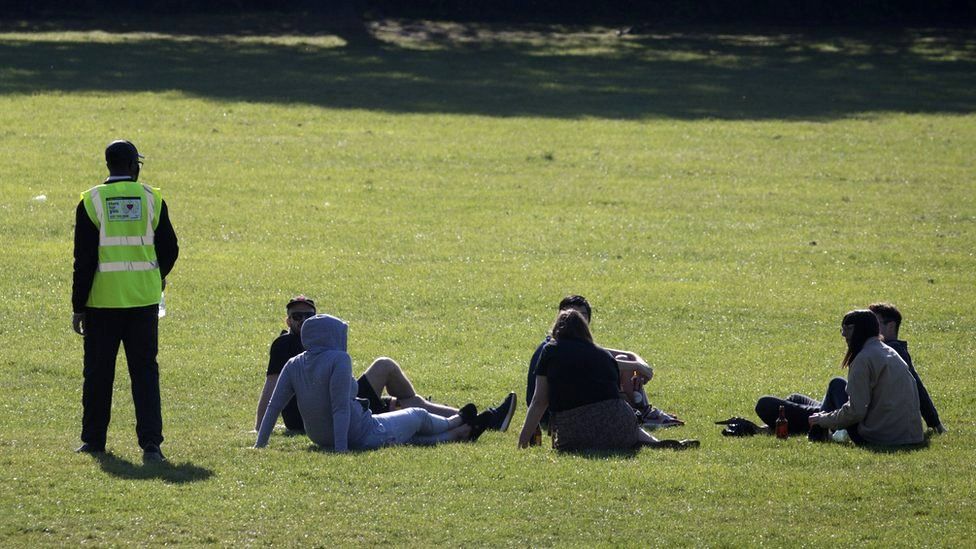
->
[1, 16, 974, 546]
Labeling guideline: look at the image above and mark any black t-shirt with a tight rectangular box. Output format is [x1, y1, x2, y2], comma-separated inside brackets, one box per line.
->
[266, 330, 304, 376]
[265, 330, 305, 431]
[535, 337, 620, 413]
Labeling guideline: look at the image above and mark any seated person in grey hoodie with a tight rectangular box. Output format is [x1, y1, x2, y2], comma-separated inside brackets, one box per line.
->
[255, 295, 516, 434]
[255, 314, 493, 451]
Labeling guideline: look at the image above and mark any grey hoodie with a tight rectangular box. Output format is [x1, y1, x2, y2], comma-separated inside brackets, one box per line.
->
[255, 314, 373, 451]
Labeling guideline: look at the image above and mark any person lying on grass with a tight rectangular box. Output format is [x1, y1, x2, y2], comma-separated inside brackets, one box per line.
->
[518, 309, 698, 451]
[755, 309, 924, 445]
[255, 314, 496, 451]
[255, 295, 515, 435]
[526, 295, 683, 431]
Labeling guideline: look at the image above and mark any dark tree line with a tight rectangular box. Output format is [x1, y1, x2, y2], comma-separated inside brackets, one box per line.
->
[6, 0, 976, 24]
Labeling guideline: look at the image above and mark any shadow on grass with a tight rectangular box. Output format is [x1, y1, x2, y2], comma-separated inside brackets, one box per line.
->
[559, 447, 640, 459]
[1, 16, 974, 120]
[859, 437, 931, 454]
[93, 452, 214, 484]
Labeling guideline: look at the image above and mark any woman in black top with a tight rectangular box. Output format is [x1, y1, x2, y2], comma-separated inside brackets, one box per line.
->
[518, 310, 698, 451]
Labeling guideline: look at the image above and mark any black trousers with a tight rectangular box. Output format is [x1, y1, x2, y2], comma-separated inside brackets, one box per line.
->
[755, 377, 852, 435]
[82, 305, 163, 449]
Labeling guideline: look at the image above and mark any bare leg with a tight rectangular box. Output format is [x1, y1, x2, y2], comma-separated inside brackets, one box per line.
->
[396, 395, 458, 417]
[363, 357, 418, 398]
[445, 424, 472, 441]
[364, 357, 459, 417]
[398, 412, 470, 445]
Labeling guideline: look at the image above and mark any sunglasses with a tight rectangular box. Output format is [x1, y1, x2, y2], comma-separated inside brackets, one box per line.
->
[289, 311, 315, 321]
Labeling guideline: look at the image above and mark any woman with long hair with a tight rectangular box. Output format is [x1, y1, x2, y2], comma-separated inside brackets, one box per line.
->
[806, 309, 925, 445]
[518, 310, 697, 451]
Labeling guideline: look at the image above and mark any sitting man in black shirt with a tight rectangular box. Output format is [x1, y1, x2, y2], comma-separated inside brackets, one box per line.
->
[254, 295, 516, 434]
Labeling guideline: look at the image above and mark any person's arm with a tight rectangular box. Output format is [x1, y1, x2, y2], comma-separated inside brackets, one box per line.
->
[258, 335, 295, 429]
[811, 361, 870, 430]
[526, 341, 546, 406]
[605, 347, 654, 380]
[255, 365, 296, 448]
[900, 347, 944, 432]
[518, 376, 550, 448]
[154, 200, 179, 281]
[329, 354, 354, 452]
[71, 201, 98, 333]
[254, 374, 278, 431]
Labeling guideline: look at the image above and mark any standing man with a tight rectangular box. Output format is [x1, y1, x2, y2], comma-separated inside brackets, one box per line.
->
[72, 140, 179, 462]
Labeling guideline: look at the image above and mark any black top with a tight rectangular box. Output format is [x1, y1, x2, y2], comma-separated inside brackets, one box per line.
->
[266, 330, 304, 376]
[266, 329, 305, 431]
[885, 339, 942, 429]
[535, 337, 620, 413]
[71, 177, 180, 312]
[526, 336, 551, 424]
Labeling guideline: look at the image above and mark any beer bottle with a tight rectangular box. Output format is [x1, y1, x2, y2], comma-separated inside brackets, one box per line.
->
[631, 371, 645, 407]
[775, 405, 789, 439]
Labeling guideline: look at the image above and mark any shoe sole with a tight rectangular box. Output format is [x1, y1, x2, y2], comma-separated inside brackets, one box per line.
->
[497, 393, 517, 432]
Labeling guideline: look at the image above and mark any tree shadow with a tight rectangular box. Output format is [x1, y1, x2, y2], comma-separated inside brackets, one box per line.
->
[93, 451, 214, 484]
[1, 16, 974, 120]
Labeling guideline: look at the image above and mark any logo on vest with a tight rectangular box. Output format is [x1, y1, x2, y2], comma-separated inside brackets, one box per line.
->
[106, 197, 142, 222]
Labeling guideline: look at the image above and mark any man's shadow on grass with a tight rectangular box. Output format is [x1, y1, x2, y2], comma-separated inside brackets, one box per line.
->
[93, 452, 214, 484]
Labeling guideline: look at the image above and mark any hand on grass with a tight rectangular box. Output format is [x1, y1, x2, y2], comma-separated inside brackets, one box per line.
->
[72, 312, 85, 336]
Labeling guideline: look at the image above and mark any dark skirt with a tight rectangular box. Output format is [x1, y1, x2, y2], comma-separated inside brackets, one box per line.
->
[550, 398, 639, 451]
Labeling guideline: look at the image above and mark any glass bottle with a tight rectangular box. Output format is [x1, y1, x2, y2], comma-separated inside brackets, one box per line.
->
[775, 405, 789, 439]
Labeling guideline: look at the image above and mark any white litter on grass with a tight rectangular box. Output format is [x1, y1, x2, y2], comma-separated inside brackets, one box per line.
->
[32, 195, 47, 202]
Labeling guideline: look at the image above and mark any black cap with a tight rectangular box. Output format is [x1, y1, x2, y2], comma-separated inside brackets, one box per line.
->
[286, 295, 316, 311]
[105, 140, 144, 164]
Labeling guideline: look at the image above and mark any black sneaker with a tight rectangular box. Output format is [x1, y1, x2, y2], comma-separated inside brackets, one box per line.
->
[486, 392, 517, 432]
[75, 443, 105, 454]
[808, 425, 830, 442]
[458, 403, 478, 425]
[143, 444, 166, 462]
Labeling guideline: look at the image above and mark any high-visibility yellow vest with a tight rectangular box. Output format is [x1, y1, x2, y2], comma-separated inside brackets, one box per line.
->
[81, 181, 163, 308]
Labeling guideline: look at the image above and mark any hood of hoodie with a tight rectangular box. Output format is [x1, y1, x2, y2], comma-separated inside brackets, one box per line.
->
[300, 314, 348, 352]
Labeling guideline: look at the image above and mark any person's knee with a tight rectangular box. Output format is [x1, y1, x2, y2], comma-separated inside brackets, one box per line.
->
[370, 356, 395, 370]
[755, 397, 779, 422]
[370, 356, 401, 376]
[407, 406, 433, 428]
[828, 377, 847, 391]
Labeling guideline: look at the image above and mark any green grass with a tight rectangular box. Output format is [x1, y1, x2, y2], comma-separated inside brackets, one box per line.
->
[1, 17, 975, 546]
